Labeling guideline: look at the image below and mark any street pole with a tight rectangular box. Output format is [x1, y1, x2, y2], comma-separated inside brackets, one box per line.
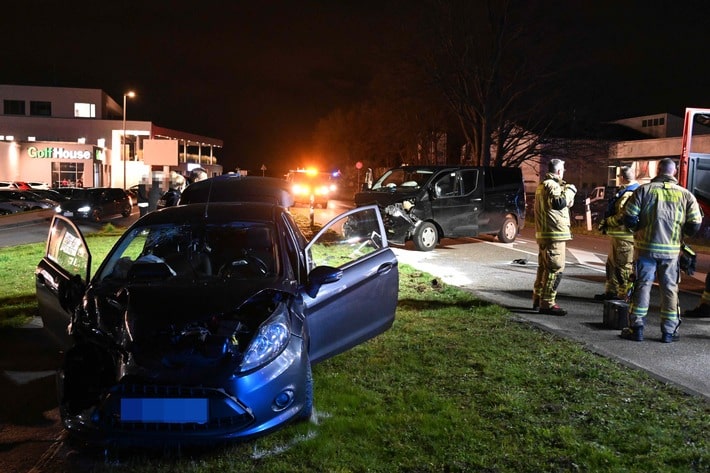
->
[122, 91, 135, 189]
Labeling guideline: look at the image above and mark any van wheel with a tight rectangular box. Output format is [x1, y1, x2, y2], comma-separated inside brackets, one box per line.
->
[498, 217, 518, 243]
[413, 222, 438, 251]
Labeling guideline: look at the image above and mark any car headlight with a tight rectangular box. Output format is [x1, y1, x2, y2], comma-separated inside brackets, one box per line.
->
[78, 205, 91, 212]
[240, 308, 291, 372]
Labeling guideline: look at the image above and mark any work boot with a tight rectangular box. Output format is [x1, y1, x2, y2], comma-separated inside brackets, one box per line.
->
[661, 332, 679, 343]
[620, 325, 644, 341]
[532, 296, 540, 310]
[539, 304, 567, 316]
[594, 292, 620, 301]
[684, 303, 710, 318]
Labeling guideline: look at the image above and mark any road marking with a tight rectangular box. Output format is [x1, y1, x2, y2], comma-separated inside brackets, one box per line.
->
[4, 370, 56, 385]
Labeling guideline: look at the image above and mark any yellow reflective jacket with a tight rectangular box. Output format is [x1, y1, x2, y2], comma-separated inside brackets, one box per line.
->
[534, 173, 576, 242]
[624, 176, 702, 258]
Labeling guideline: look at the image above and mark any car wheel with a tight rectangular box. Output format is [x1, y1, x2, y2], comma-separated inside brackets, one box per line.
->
[413, 221, 438, 251]
[298, 362, 314, 421]
[90, 209, 102, 222]
[121, 205, 131, 217]
[498, 216, 518, 243]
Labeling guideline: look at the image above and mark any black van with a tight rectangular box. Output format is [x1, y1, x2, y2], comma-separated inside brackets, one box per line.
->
[353, 165, 526, 251]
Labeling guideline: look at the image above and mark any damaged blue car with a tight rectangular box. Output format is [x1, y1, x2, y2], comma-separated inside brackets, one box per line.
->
[35, 200, 398, 446]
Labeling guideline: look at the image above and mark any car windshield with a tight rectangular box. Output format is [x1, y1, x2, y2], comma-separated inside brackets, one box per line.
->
[371, 168, 433, 190]
[97, 221, 278, 282]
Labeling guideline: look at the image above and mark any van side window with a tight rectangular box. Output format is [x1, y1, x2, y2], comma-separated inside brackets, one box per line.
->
[433, 172, 459, 197]
[460, 170, 479, 195]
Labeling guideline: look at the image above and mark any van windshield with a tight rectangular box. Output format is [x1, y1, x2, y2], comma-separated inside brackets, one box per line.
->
[372, 168, 433, 190]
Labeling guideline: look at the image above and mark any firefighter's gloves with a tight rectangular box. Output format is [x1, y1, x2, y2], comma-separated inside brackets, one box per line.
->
[598, 218, 608, 234]
[680, 244, 697, 276]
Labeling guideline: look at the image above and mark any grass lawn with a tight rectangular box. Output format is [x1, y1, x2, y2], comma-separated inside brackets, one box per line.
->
[0, 220, 707, 472]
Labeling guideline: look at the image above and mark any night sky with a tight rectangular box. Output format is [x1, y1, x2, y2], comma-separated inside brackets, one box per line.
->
[2, 1, 710, 174]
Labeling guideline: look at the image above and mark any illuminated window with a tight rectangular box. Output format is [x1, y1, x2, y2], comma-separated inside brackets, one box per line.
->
[3, 100, 25, 115]
[74, 103, 96, 118]
[30, 101, 51, 116]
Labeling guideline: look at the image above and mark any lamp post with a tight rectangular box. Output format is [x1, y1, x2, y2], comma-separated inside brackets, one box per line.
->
[122, 91, 135, 190]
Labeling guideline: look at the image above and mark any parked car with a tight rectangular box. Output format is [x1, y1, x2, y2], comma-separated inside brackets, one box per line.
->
[0, 189, 59, 210]
[354, 165, 526, 250]
[27, 181, 51, 190]
[0, 180, 32, 190]
[35, 200, 397, 446]
[28, 188, 68, 203]
[55, 187, 132, 222]
[179, 174, 295, 207]
[0, 193, 31, 214]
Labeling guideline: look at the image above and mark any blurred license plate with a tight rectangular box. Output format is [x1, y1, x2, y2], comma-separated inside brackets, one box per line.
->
[120, 398, 209, 423]
[62, 211, 74, 217]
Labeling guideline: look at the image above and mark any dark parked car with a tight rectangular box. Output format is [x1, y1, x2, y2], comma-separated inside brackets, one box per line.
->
[0, 192, 31, 214]
[0, 189, 59, 210]
[35, 200, 398, 446]
[55, 187, 132, 222]
[179, 174, 295, 207]
[354, 165, 526, 250]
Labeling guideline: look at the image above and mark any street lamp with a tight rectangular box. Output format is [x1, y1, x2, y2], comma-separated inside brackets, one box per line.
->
[122, 91, 135, 190]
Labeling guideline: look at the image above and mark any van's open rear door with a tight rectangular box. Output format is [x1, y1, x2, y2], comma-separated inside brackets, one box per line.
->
[678, 107, 710, 215]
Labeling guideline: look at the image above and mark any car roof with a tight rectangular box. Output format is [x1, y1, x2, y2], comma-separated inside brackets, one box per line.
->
[179, 175, 294, 207]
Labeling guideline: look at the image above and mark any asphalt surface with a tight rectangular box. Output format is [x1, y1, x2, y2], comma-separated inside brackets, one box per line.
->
[393, 227, 710, 403]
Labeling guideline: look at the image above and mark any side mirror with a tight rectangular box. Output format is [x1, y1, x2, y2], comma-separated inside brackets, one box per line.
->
[305, 265, 344, 298]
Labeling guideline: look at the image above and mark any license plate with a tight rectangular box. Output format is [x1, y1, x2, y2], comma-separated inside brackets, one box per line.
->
[120, 398, 209, 423]
[62, 211, 74, 217]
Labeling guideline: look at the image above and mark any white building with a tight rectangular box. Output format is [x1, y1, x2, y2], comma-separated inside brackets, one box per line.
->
[0, 84, 223, 189]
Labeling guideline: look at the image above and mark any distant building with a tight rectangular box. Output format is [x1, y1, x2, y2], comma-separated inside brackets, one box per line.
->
[0, 84, 223, 189]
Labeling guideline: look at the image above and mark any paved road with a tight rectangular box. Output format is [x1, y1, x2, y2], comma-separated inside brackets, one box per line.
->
[393, 226, 710, 402]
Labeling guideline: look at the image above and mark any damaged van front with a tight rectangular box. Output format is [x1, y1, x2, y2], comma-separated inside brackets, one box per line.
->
[353, 165, 526, 251]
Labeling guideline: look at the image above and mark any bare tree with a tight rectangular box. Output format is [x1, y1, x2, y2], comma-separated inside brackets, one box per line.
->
[423, 0, 567, 167]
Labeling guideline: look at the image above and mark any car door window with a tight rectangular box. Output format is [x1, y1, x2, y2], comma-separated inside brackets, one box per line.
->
[433, 172, 460, 198]
[460, 169, 479, 195]
[306, 205, 384, 270]
[46, 216, 90, 282]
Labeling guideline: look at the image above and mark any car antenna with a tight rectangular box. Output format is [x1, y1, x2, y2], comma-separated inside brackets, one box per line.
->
[204, 177, 214, 219]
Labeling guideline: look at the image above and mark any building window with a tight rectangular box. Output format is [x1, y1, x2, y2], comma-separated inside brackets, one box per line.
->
[30, 101, 52, 116]
[659, 117, 665, 125]
[642, 119, 648, 127]
[3, 100, 25, 115]
[52, 161, 85, 188]
[74, 103, 96, 118]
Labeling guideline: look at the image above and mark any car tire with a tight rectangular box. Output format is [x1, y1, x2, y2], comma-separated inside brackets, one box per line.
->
[497, 216, 518, 243]
[121, 205, 131, 218]
[298, 362, 314, 421]
[413, 221, 438, 251]
[91, 209, 102, 222]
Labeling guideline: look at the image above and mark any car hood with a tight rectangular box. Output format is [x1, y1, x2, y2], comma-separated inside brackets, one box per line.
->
[87, 281, 295, 384]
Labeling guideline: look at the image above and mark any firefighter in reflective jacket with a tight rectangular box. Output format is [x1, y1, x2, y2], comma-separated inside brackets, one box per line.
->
[622, 158, 702, 343]
[594, 166, 639, 301]
[533, 159, 577, 316]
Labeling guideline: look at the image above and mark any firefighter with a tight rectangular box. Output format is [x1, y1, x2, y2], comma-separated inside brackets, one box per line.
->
[594, 166, 639, 301]
[533, 159, 577, 316]
[622, 158, 702, 342]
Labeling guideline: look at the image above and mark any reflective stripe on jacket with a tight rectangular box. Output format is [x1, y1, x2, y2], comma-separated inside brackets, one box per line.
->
[534, 173, 574, 242]
[624, 176, 702, 258]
